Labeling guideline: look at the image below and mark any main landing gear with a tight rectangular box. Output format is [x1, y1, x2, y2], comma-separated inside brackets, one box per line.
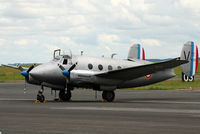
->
[102, 91, 115, 102]
[59, 86, 73, 101]
[59, 89, 72, 101]
[35, 86, 46, 103]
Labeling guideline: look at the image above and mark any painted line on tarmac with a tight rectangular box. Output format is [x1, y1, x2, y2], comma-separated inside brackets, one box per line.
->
[0, 82, 24, 85]
[0, 98, 33, 101]
[51, 106, 200, 114]
[130, 100, 200, 104]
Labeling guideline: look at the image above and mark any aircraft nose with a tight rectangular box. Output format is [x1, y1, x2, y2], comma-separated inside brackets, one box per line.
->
[29, 63, 66, 85]
[29, 63, 59, 83]
[29, 65, 45, 80]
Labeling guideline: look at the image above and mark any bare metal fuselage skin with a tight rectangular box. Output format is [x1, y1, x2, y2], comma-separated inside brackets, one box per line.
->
[28, 55, 175, 91]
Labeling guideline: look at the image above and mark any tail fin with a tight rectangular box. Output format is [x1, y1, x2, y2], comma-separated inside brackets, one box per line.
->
[128, 44, 145, 60]
[180, 41, 198, 77]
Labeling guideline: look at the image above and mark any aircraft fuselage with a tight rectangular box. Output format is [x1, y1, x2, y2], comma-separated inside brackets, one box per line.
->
[28, 55, 175, 91]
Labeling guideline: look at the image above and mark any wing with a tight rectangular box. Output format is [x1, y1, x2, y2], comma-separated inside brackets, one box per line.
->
[96, 57, 188, 80]
[1, 64, 27, 71]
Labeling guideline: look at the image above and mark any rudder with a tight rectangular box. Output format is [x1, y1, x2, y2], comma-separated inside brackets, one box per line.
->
[180, 41, 198, 81]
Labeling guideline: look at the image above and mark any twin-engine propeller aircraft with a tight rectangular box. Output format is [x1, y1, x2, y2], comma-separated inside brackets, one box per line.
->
[3, 41, 198, 102]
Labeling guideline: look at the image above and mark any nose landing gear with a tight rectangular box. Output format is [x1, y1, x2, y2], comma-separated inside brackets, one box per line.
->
[35, 86, 46, 103]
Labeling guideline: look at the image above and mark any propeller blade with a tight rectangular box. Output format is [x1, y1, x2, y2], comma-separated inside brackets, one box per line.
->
[21, 65, 34, 94]
[27, 65, 34, 73]
[24, 80, 27, 94]
[17, 65, 24, 71]
[68, 62, 78, 72]
[58, 64, 65, 71]
[58, 62, 78, 85]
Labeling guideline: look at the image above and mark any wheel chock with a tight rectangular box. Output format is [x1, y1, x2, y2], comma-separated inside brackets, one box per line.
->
[58, 98, 63, 102]
[34, 100, 47, 103]
[34, 100, 40, 103]
[102, 99, 116, 102]
[112, 99, 116, 102]
[102, 99, 107, 102]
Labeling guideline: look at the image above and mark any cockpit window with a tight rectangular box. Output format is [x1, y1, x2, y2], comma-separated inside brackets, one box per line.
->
[63, 59, 68, 64]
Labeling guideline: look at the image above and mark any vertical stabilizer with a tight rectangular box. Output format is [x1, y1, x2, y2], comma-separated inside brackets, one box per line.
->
[180, 41, 198, 77]
[128, 44, 145, 60]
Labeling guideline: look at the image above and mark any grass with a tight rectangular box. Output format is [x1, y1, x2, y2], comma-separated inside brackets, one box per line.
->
[134, 79, 200, 90]
[0, 66, 25, 82]
[0, 62, 200, 90]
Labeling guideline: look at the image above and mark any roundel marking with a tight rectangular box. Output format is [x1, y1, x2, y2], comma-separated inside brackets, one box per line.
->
[145, 74, 152, 79]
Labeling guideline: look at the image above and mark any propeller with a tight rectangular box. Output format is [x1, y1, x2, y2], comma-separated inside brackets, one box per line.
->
[21, 65, 35, 93]
[58, 62, 78, 85]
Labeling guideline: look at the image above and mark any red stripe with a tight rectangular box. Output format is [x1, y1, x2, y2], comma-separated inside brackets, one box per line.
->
[195, 46, 198, 73]
[142, 48, 145, 60]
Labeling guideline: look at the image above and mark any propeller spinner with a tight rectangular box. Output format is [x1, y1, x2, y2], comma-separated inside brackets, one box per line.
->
[21, 65, 34, 77]
[58, 62, 78, 83]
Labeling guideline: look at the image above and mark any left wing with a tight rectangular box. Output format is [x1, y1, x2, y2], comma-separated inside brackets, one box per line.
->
[96, 58, 188, 80]
[1, 64, 27, 71]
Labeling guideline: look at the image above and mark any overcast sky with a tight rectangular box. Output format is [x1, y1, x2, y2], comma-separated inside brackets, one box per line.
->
[0, 0, 200, 64]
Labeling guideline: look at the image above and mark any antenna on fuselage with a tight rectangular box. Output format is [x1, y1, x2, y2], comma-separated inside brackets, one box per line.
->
[111, 53, 117, 59]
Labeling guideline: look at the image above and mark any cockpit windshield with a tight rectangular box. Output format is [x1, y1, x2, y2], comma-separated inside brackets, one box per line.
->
[53, 49, 72, 59]
[63, 59, 68, 64]
[53, 49, 72, 64]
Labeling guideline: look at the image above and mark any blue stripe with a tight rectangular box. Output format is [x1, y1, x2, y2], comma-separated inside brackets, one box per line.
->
[138, 44, 140, 59]
[190, 42, 194, 76]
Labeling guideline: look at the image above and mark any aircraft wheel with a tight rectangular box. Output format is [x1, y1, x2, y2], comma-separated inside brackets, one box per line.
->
[102, 91, 115, 102]
[59, 90, 71, 101]
[37, 94, 45, 103]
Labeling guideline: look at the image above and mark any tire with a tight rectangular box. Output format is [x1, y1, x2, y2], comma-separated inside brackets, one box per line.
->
[59, 90, 71, 101]
[102, 91, 115, 102]
[37, 94, 45, 102]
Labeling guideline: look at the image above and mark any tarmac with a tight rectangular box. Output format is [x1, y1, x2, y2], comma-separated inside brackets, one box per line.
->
[0, 82, 200, 134]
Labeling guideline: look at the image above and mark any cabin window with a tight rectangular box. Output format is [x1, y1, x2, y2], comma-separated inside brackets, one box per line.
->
[88, 64, 93, 70]
[108, 65, 113, 71]
[63, 59, 68, 64]
[117, 66, 122, 69]
[98, 64, 103, 71]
